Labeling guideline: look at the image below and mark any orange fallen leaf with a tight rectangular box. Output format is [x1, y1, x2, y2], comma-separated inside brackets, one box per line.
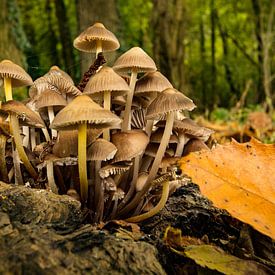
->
[179, 138, 275, 239]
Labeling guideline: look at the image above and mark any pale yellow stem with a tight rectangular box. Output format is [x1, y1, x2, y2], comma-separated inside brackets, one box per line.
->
[10, 114, 38, 179]
[125, 180, 169, 223]
[96, 40, 102, 58]
[4, 78, 12, 101]
[103, 90, 111, 141]
[78, 123, 88, 202]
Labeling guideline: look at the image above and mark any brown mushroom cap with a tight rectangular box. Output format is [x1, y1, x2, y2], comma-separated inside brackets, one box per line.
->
[73, 22, 120, 53]
[0, 100, 45, 128]
[47, 66, 74, 85]
[135, 71, 172, 95]
[87, 138, 117, 161]
[156, 118, 214, 141]
[113, 47, 157, 74]
[35, 89, 67, 110]
[111, 129, 149, 163]
[0, 60, 33, 87]
[183, 139, 210, 156]
[53, 128, 103, 157]
[83, 66, 130, 98]
[50, 95, 121, 130]
[150, 128, 179, 143]
[145, 143, 174, 158]
[146, 88, 196, 120]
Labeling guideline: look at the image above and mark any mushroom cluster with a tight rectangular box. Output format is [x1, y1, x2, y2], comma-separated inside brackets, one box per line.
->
[0, 22, 213, 223]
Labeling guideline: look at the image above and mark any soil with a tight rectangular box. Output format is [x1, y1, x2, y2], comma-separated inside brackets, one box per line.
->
[0, 181, 274, 274]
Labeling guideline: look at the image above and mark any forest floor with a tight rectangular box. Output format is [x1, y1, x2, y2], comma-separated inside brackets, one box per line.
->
[0, 179, 274, 274]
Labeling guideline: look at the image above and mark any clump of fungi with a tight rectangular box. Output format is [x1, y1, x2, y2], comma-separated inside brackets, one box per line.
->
[0, 22, 213, 224]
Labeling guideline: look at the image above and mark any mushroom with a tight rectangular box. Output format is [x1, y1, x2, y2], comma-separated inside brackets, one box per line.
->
[119, 88, 196, 216]
[73, 22, 120, 58]
[46, 65, 74, 85]
[35, 89, 67, 139]
[113, 47, 157, 131]
[50, 95, 121, 202]
[83, 66, 130, 140]
[135, 71, 173, 136]
[1, 100, 45, 180]
[87, 138, 117, 222]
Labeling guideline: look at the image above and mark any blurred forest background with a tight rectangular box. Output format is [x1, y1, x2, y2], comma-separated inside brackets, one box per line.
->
[0, 0, 274, 115]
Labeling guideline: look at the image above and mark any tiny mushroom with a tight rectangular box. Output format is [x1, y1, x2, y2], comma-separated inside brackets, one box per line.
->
[50, 95, 121, 203]
[113, 47, 157, 131]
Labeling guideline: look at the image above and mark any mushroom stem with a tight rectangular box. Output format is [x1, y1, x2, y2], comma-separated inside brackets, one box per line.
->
[175, 135, 186, 157]
[94, 160, 102, 220]
[48, 106, 57, 138]
[42, 127, 51, 142]
[46, 161, 58, 193]
[12, 144, 23, 184]
[30, 128, 37, 151]
[119, 112, 174, 216]
[121, 69, 137, 131]
[145, 119, 154, 138]
[96, 40, 102, 58]
[78, 123, 88, 202]
[10, 114, 38, 179]
[125, 180, 169, 223]
[4, 78, 12, 101]
[22, 126, 29, 148]
[103, 90, 111, 141]
[0, 134, 8, 182]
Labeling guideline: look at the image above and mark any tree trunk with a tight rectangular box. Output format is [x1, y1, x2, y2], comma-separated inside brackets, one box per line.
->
[251, 0, 264, 103]
[76, 0, 119, 74]
[210, 0, 217, 109]
[54, 0, 76, 79]
[151, 0, 186, 92]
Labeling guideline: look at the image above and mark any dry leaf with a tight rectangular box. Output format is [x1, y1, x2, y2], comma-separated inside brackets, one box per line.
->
[179, 138, 275, 239]
[163, 226, 270, 275]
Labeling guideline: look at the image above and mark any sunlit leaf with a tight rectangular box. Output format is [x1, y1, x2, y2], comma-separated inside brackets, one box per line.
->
[179, 138, 275, 239]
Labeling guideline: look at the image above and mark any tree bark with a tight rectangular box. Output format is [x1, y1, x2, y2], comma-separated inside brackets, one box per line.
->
[76, 0, 119, 74]
[54, 0, 76, 79]
[151, 0, 186, 92]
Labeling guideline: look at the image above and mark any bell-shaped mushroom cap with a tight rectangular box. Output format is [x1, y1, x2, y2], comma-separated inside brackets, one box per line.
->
[29, 74, 81, 98]
[83, 66, 130, 97]
[146, 88, 196, 120]
[0, 60, 33, 87]
[150, 128, 179, 143]
[155, 118, 214, 141]
[35, 89, 67, 109]
[0, 100, 45, 128]
[87, 138, 117, 161]
[183, 139, 210, 156]
[113, 47, 157, 74]
[99, 163, 131, 179]
[112, 95, 126, 106]
[111, 129, 149, 163]
[73, 22, 120, 53]
[53, 128, 103, 157]
[46, 66, 74, 85]
[145, 143, 174, 158]
[50, 95, 121, 130]
[135, 71, 172, 95]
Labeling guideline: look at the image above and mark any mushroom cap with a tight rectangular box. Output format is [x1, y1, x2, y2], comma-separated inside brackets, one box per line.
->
[146, 88, 196, 120]
[150, 128, 179, 143]
[83, 66, 130, 97]
[0, 100, 45, 128]
[52, 128, 103, 157]
[35, 89, 67, 109]
[112, 95, 126, 106]
[156, 118, 214, 141]
[99, 163, 131, 179]
[87, 138, 117, 161]
[29, 74, 81, 98]
[113, 47, 157, 74]
[135, 71, 172, 95]
[46, 66, 74, 85]
[50, 95, 121, 130]
[111, 129, 149, 163]
[145, 143, 174, 158]
[183, 139, 210, 156]
[73, 22, 120, 53]
[0, 60, 33, 87]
